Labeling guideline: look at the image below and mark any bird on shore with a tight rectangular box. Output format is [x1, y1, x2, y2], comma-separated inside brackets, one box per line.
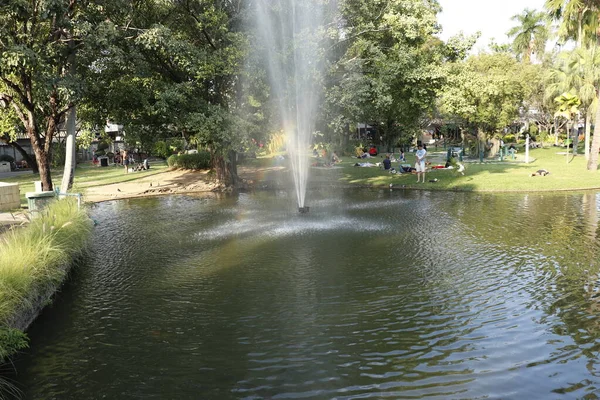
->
[117, 188, 121, 192]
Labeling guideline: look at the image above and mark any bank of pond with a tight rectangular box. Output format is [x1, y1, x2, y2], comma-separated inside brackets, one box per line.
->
[0, 199, 92, 375]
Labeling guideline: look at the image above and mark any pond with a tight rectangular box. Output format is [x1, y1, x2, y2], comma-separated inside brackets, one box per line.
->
[12, 189, 600, 399]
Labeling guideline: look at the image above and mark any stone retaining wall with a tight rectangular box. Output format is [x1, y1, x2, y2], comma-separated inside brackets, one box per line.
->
[0, 182, 20, 211]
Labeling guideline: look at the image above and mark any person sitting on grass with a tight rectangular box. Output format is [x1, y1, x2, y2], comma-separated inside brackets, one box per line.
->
[531, 169, 550, 177]
[382, 154, 391, 170]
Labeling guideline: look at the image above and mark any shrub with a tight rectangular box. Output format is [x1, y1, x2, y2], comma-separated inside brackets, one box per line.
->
[97, 141, 109, 152]
[0, 155, 14, 163]
[94, 149, 105, 156]
[0, 328, 28, 362]
[167, 151, 211, 170]
[154, 141, 171, 159]
[503, 134, 515, 143]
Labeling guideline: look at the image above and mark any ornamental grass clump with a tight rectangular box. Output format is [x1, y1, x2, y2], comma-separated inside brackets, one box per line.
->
[0, 198, 92, 326]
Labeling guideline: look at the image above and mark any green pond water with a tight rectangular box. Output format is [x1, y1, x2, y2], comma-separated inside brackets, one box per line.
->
[12, 189, 600, 399]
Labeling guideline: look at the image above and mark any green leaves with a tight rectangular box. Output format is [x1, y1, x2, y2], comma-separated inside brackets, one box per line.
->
[324, 0, 443, 145]
[553, 91, 581, 119]
[439, 53, 527, 133]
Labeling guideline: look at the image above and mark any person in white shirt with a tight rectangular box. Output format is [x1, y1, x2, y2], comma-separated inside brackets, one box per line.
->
[415, 144, 427, 183]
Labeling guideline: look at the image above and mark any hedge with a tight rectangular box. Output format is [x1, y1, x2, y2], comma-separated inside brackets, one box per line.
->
[167, 152, 211, 170]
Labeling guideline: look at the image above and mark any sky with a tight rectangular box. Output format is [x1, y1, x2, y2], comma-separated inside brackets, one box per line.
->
[436, 0, 548, 51]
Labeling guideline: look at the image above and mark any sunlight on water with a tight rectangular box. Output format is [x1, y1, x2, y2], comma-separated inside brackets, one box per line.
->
[12, 191, 600, 399]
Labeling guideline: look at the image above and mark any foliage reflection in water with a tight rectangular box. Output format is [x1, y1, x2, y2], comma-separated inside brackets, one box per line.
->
[12, 190, 600, 399]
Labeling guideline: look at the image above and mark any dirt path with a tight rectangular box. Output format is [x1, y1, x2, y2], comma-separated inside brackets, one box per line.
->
[83, 165, 288, 203]
[83, 169, 218, 202]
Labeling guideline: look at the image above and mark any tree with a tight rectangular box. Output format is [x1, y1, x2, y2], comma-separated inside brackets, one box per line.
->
[546, 0, 600, 169]
[83, 0, 249, 184]
[439, 53, 528, 151]
[545, 0, 598, 47]
[507, 8, 550, 63]
[565, 47, 600, 160]
[554, 91, 581, 161]
[0, 1, 124, 191]
[325, 0, 444, 149]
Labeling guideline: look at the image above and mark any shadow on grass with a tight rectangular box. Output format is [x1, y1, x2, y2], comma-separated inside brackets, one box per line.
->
[74, 167, 169, 189]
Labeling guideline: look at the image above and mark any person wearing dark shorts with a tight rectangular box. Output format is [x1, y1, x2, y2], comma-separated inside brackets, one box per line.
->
[123, 151, 130, 173]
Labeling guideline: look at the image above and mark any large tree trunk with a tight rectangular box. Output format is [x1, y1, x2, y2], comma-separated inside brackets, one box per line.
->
[585, 110, 591, 160]
[587, 89, 600, 170]
[60, 105, 77, 192]
[342, 123, 350, 150]
[554, 117, 559, 146]
[228, 150, 238, 179]
[212, 152, 230, 185]
[61, 46, 77, 192]
[33, 144, 52, 191]
[572, 116, 579, 155]
[27, 112, 55, 191]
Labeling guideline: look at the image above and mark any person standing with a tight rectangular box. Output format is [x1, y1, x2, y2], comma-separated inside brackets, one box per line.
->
[415, 144, 427, 183]
[123, 151, 130, 174]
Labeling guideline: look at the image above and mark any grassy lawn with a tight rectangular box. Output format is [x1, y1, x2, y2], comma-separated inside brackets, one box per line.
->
[0, 161, 169, 207]
[1, 148, 597, 210]
[334, 147, 600, 192]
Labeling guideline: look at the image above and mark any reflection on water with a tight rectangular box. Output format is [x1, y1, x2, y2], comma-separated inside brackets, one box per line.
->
[12, 190, 600, 399]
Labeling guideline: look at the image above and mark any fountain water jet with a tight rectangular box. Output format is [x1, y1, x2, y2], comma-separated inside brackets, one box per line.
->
[254, 0, 326, 210]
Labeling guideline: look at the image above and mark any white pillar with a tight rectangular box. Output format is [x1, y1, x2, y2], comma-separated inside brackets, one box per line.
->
[525, 134, 530, 164]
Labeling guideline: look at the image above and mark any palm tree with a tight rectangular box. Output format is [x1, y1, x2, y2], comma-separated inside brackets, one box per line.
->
[546, 0, 600, 170]
[566, 47, 600, 160]
[507, 9, 549, 63]
[554, 91, 581, 162]
[545, 0, 597, 47]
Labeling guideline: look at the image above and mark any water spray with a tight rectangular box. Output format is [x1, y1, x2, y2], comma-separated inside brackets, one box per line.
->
[255, 0, 325, 213]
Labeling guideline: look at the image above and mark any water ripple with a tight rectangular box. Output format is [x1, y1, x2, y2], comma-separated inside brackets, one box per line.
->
[13, 191, 600, 399]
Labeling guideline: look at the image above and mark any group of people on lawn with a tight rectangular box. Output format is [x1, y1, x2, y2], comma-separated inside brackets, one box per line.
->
[92, 150, 149, 173]
[357, 144, 429, 182]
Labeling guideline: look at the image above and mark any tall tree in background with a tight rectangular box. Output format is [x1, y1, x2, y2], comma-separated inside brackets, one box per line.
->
[566, 48, 600, 160]
[86, 0, 248, 184]
[545, 0, 597, 47]
[326, 0, 444, 148]
[546, 0, 600, 169]
[0, 1, 123, 191]
[507, 8, 549, 63]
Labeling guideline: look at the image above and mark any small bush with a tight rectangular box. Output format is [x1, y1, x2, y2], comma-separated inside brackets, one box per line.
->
[154, 141, 171, 159]
[106, 152, 114, 159]
[0, 155, 14, 163]
[97, 141, 109, 152]
[503, 134, 516, 143]
[0, 328, 28, 362]
[94, 149, 105, 156]
[167, 152, 211, 170]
